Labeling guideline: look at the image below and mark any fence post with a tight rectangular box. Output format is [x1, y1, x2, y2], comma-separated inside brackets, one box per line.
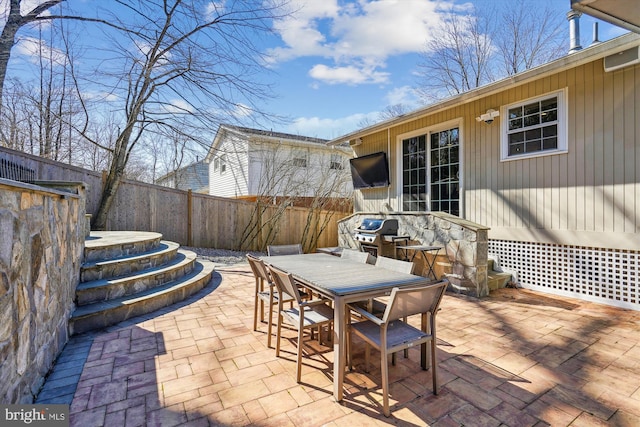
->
[187, 189, 193, 246]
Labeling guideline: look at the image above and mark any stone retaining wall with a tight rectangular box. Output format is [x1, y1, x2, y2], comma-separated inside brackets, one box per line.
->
[338, 212, 490, 297]
[0, 179, 85, 403]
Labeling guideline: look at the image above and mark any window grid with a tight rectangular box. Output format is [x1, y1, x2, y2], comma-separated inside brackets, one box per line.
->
[430, 128, 460, 216]
[489, 239, 640, 310]
[402, 135, 427, 212]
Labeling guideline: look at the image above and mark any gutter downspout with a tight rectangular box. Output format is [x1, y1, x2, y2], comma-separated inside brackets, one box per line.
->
[388, 127, 392, 210]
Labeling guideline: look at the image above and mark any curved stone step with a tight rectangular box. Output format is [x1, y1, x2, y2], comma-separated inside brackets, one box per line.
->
[81, 241, 180, 282]
[69, 260, 215, 335]
[84, 231, 163, 262]
[76, 249, 198, 305]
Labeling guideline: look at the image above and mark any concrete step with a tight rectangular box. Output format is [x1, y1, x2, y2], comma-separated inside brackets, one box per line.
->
[80, 241, 180, 282]
[488, 270, 512, 291]
[84, 231, 163, 262]
[75, 249, 198, 305]
[69, 259, 215, 335]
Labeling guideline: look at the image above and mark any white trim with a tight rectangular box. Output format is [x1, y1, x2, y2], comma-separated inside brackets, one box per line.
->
[500, 88, 569, 162]
[395, 118, 464, 215]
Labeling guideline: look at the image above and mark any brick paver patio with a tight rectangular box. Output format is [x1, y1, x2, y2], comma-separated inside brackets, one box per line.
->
[37, 263, 640, 426]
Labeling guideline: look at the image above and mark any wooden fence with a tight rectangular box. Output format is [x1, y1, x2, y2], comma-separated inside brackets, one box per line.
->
[1, 146, 348, 251]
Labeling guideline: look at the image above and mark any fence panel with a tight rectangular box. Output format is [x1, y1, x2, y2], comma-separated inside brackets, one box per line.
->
[1, 146, 347, 250]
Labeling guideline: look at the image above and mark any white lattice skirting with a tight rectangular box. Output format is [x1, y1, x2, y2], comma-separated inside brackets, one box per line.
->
[488, 239, 640, 311]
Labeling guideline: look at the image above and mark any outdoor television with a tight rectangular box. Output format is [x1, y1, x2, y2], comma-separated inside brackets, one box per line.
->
[349, 152, 390, 189]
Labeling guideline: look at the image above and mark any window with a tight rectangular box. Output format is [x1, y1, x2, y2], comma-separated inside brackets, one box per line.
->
[429, 127, 460, 216]
[502, 89, 567, 160]
[213, 157, 219, 172]
[219, 154, 227, 173]
[400, 125, 460, 216]
[290, 151, 308, 168]
[401, 135, 427, 211]
[329, 153, 343, 170]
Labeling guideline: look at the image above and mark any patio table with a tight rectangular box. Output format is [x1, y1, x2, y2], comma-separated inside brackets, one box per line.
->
[260, 252, 430, 401]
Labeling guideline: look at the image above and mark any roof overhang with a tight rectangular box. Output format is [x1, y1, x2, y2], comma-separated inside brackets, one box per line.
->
[328, 32, 640, 146]
[571, 0, 640, 34]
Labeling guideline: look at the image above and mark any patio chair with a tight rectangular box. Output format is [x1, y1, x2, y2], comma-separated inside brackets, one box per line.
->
[351, 256, 416, 317]
[268, 265, 334, 382]
[267, 243, 303, 256]
[347, 280, 448, 417]
[375, 255, 414, 274]
[247, 254, 296, 348]
[340, 248, 372, 264]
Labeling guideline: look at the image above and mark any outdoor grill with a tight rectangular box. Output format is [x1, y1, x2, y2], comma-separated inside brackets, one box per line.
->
[353, 218, 408, 258]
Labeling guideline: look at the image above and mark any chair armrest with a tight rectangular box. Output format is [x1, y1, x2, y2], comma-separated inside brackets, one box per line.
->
[300, 298, 332, 308]
[347, 304, 384, 325]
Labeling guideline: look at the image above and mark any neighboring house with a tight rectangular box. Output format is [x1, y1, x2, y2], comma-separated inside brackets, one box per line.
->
[205, 124, 352, 209]
[155, 160, 209, 193]
[329, 32, 640, 311]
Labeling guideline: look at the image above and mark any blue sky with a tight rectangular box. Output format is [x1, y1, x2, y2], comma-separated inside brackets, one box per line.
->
[257, 0, 627, 139]
[4, 0, 629, 142]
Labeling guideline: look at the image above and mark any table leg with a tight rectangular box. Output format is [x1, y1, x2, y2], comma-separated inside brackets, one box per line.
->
[423, 250, 440, 280]
[333, 296, 346, 401]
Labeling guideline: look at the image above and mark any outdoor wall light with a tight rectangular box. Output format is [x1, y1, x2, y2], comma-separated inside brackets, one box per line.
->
[476, 108, 500, 124]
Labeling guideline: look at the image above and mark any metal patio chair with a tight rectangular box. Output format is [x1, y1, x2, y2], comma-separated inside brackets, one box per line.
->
[347, 280, 448, 417]
[340, 248, 373, 264]
[268, 265, 334, 382]
[247, 254, 295, 348]
[267, 243, 303, 256]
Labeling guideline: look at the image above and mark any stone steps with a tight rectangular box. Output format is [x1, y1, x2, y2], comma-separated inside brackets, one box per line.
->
[487, 270, 513, 291]
[84, 231, 163, 262]
[76, 250, 198, 305]
[80, 241, 180, 282]
[69, 231, 215, 335]
[440, 258, 514, 296]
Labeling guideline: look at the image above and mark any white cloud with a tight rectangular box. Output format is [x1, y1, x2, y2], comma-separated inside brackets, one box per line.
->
[285, 111, 379, 139]
[268, 0, 451, 85]
[15, 37, 66, 66]
[385, 85, 420, 107]
[309, 63, 389, 85]
[160, 99, 194, 114]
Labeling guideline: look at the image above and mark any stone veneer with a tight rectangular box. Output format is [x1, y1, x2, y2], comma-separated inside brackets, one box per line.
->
[338, 212, 490, 297]
[0, 179, 85, 403]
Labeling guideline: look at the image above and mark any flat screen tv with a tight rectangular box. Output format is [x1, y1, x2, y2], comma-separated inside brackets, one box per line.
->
[349, 152, 390, 189]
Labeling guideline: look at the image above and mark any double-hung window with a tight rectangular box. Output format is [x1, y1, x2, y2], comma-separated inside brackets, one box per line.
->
[502, 88, 567, 160]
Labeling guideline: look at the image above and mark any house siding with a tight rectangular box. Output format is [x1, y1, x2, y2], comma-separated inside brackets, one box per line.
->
[353, 59, 640, 252]
[209, 133, 249, 198]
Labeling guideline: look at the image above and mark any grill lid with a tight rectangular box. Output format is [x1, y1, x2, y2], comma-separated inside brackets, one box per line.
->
[358, 218, 384, 231]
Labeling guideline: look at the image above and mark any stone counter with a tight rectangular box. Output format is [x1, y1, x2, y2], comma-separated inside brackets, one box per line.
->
[0, 179, 85, 403]
[338, 211, 490, 297]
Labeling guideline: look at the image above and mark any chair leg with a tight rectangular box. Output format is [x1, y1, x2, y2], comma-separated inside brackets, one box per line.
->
[347, 325, 352, 371]
[381, 350, 390, 417]
[431, 339, 439, 394]
[296, 327, 304, 382]
[275, 313, 283, 357]
[364, 342, 371, 373]
[403, 316, 408, 358]
[267, 294, 275, 348]
[259, 279, 265, 323]
[253, 292, 259, 332]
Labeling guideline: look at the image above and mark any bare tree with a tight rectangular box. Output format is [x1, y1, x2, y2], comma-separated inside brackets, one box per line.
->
[417, 3, 565, 102]
[357, 103, 411, 128]
[417, 8, 495, 102]
[239, 142, 351, 251]
[0, 1, 63, 106]
[58, 1, 290, 230]
[495, 1, 565, 76]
